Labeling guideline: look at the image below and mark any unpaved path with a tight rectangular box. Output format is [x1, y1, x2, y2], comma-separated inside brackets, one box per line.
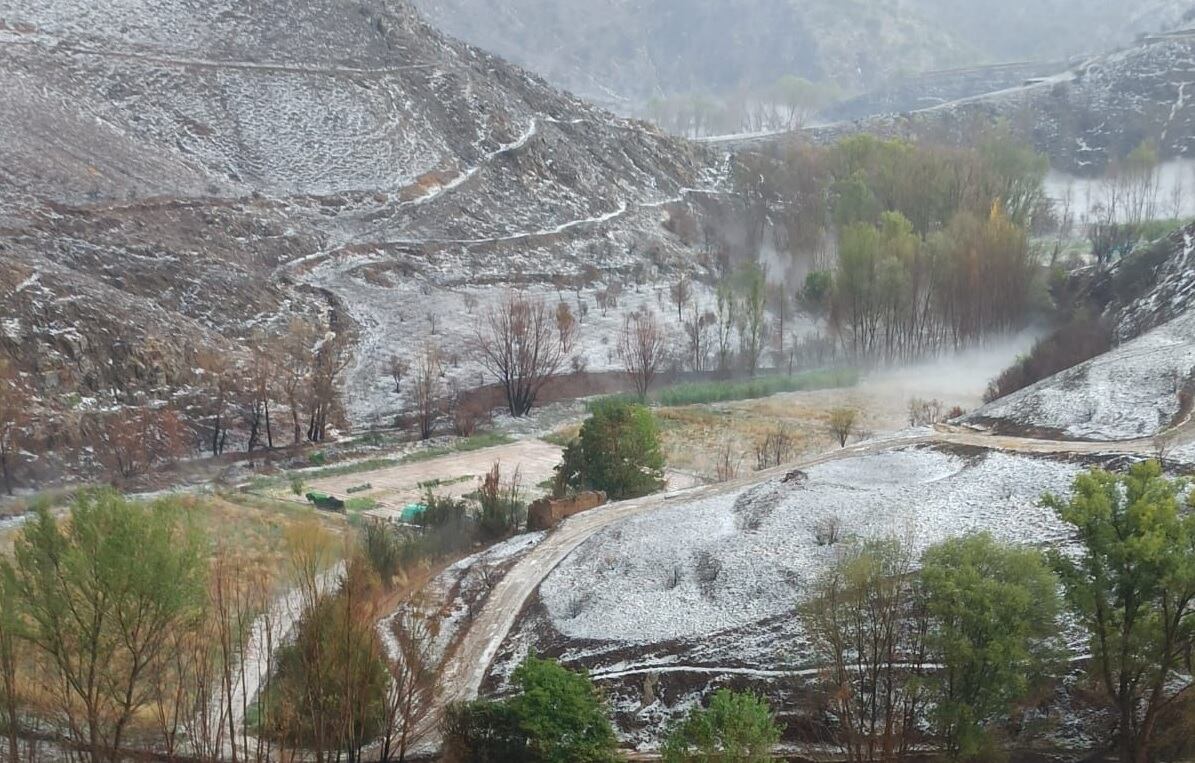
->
[416, 424, 1173, 749]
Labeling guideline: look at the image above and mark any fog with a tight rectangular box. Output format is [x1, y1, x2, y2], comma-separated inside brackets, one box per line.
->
[865, 331, 1044, 407]
[1046, 159, 1195, 222]
[410, 0, 1192, 118]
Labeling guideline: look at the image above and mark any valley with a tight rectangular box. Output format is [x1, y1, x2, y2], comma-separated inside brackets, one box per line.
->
[4, 0, 1195, 761]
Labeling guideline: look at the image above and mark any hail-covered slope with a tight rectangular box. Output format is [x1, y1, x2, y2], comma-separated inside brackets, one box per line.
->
[0, 0, 717, 435]
[808, 33, 1195, 173]
[968, 223, 1195, 441]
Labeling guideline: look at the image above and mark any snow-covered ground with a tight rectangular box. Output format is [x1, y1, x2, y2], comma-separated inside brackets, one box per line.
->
[538, 446, 1084, 645]
[381, 530, 547, 667]
[970, 307, 1195, 441]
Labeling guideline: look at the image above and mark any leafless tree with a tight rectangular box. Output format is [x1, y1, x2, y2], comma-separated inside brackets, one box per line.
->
[618, 308, 669, 400]
[555, 302, 576, 349]
[802, 539, 927, 762]
[0, 363, 29, 495]
[388, 354, 411, 395]
[242, 341, 277, 451]
[281, 317, 318, 445]
[380, 609, 436, 763]
[90, 406, 187, 482]
[197, 350, 237, 455]
[307, 331, 350, 443]
[714, 440, 742, 483]
[670, 276, 692, 322]
[412, 344, 443, 440]
[683, 305, 715, 372]
[472, 293, 576, 417]
[754, 425, 796, 471]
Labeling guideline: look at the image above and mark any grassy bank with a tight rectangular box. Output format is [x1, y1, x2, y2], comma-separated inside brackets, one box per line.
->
[591, 368, 860, 410]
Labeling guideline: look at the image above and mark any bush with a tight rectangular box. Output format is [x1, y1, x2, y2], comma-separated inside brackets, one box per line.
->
[558, 400, 665, 500]
[984, 313, 1112, 403]
[476, 463, 526, 540]
[442, 656, 617, 763]
[661, 689, 782, 762]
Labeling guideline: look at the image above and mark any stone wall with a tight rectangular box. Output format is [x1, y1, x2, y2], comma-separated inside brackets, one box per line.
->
[527, 491, 607, 531]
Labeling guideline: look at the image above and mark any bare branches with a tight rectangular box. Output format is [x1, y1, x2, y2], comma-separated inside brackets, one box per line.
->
[617, 308, 669, 400]
[472, 293, 576, 417]
[0, 363, 30, 495]
[413, 344, 443, 441]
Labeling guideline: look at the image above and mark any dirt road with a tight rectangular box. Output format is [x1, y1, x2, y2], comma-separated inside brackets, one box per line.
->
[418, 424, 1170, 749]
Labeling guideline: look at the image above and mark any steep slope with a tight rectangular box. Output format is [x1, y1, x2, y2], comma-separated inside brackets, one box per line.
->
[808, 33, 1195, 172]
[410, 0, 974, 109]
[408, 0, 1193, 113]
[0, 0, 721, 441]
[967, 224, 1195, 441]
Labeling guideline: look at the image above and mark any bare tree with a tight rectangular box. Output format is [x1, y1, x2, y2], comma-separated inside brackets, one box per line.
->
[472, 293, 576, 417]
[802, 539, 927, 762]
[754, 425, 796, 471]
[669, 276, 692, 322]
[280, 318, 318, 445]
[379, 609, 435, 763]
[91, 406, 187, 482]
[243, 341, 277, 452]
[0, 363, 29, 495]
[197, 350, 237, 455]
[306, 331, 351, 443]
[412, 344, 443, 440]
[683, 304, 715, 372]
[715, 283, 737, 373]
[555, 302, 576, 349]
[618, 308, 669, 400]
[388, 354, 411, 395]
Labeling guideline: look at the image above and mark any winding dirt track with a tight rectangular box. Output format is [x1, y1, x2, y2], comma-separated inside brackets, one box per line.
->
[415, 425, 1163, 749]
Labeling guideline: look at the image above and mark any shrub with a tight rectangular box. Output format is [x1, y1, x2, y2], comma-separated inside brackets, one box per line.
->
[661, 689, 782, 763]
[476, 463, 526, 540]
[828, 407, 858, 447]
[558, 400, 665, 500]
[442, 656, 617, 763]
[813, 515, 842, 546]
[360, 522, 402, 584]
[984, 313, 1111, 403]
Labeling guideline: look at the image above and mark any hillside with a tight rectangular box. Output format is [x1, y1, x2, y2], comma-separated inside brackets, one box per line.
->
[967, 223, 1195, 441]
[0, 0, 723, 446]
[409, 0, 1193, 113]
[807, 32, 1195, 171]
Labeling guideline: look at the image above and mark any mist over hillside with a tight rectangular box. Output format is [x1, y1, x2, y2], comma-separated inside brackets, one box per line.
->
[411, 0, 1195, 115]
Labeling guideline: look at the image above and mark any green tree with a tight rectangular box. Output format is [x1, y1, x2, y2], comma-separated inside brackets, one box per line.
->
[920, 533, 1061, 760]
[661, 688, 782, 762]
[558, 400, 665, 500]
[7, 490, 206, 763]
[511, 656, 618, 762]
[443, 656, 617, 763]
[270, 558, 390, 760]
[1044, 462, 1195, 763]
